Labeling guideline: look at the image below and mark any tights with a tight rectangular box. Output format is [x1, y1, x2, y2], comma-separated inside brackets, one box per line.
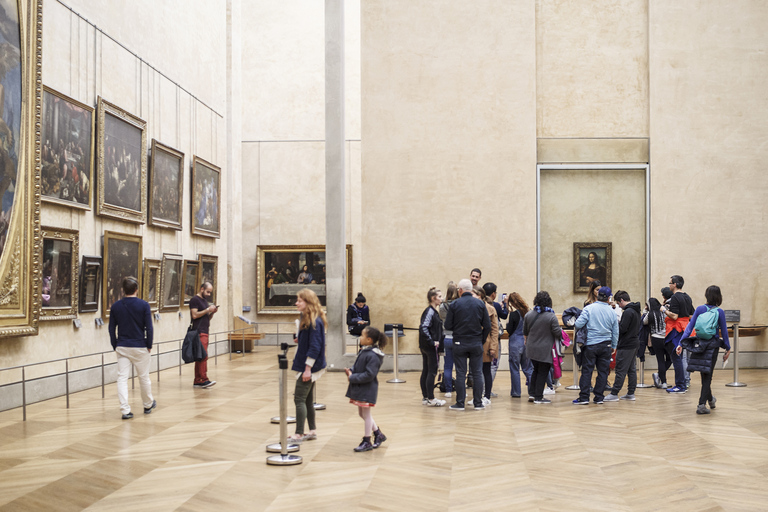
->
[358, 406, 378, 437]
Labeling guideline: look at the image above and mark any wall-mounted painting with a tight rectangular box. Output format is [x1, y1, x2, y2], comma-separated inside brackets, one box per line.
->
[148, 139, 183, 230]
[40, 227, 79, 321]
[102, 231, 142, 319]
[142, 258, 161, 311]
[182, 260, 199, 306]
[191, 156, 220, 238]
[41, 87, 94, 209]
[256, 245, 353, 314]
[574, 242, 612, 293]
[198, 253, 218, 304]
[79, 255, 101, 314]
[0, 0, 43, 338]
[95, 97, 147, 224]
[159, 253, 183, 312]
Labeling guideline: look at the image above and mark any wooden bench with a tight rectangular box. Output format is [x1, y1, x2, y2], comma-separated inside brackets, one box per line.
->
[228, 332, 265, 353]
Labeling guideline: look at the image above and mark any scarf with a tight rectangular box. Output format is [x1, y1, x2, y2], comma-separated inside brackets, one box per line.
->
[533, 306, 555, 314]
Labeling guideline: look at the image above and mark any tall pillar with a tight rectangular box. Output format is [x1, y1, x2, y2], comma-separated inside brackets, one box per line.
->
[325, 0, 346, 365]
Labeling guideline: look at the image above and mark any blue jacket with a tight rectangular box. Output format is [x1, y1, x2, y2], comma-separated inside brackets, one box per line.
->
[444, 292, 491, 346]
[292, 318, 327, 373]
[345, 346, 384, 404]
[574, 301, 619, 349]
[681, 305, 731, 350]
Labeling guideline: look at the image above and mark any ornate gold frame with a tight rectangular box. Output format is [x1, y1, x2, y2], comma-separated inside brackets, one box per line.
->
[148, 139, 184, 230]
[142, 258, 161, 311]
[95, 97, 147, 224]
[182, 260, 200, 306]
[256, 245, 353, 314]
[102, 231, 143, 320]
[40, 226, 79, 321]
[198, 253, 218, 304]
[573, 242, 612, 293]
[0, 0, 43, 338]
[159, 253, 183, 312]
[190, 155, 221, 238]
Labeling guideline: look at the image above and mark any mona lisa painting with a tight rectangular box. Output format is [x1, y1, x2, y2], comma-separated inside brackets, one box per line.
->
[574, 242, 612, 293]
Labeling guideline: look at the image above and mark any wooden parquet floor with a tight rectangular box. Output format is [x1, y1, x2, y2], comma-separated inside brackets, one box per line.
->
[2, 347, 768, 511]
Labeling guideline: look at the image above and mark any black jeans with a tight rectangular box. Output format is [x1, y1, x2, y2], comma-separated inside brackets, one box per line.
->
[651, 336, 670, 384]
[420, 346, 438, 400]
[699, 348, 720, 406]
[482, 362, 493, 399]
[578, 341, 612, 402]
[453, 342, 484, 407]
[611, 347, 637, 395]
[530, 360, 552, 400]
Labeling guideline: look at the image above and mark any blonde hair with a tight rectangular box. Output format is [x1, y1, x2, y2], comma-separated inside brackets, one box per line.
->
[298, 288, 328, 330]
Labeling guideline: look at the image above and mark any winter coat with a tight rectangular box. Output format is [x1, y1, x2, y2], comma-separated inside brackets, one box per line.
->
[419, 305, 443, 351]
[681, 336, 722, 374]
[523, 310, 562, 364]
[346, 346, 385, 404]
[562, 306, 588, 347]
[483, 302, 499, 363]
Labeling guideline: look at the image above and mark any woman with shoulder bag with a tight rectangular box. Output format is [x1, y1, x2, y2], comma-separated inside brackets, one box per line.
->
[524, 291, 562, 404]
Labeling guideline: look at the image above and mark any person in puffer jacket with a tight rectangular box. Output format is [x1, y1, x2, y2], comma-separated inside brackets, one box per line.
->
[346, 326, 389, 451]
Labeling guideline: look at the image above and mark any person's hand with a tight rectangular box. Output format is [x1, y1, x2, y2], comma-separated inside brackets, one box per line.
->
[723, 350, 731, 362]
[491, 350, 497, 359]
[148, 348, 152, 353]
[434, 341, 439, 348]
[344, 368, 352, 379]
[612, 348, 617, 356]
[676, 345, 682, 355]
[302, 368, 312, 382]
[358, 320, 365, 324]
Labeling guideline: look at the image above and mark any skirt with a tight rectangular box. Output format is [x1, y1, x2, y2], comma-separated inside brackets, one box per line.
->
[349, 399, 375, 407]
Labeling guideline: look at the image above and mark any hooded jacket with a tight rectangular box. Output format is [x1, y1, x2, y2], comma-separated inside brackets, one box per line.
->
[345, 345, 385, 404]
[617, 302, 641, 350]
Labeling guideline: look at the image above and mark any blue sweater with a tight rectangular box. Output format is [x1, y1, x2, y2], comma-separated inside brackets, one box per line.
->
[574, 301, 619, 349]
[109, 297, 153, 350]
[681, 305, 731, 350]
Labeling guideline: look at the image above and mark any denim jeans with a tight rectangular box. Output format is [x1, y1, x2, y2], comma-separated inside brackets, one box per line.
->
[508, 336, 532, 397]
[578, 341, 612, 402]
[443, 336, 454, 392]
[665, 330, 686, 389]
[453, 341, 484, 407]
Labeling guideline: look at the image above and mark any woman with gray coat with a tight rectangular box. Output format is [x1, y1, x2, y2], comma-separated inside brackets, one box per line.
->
[524, 291, 562, 404]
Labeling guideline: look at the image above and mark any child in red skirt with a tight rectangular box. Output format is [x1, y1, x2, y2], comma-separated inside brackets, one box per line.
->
[345, 326, 388, 452]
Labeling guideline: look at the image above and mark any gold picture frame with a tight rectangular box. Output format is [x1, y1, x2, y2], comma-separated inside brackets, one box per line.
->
[0, 0, 43, 338]
[198, 253, 218, 304]
[257, 245, 353, 314]
[40, 227, 79, 321]
[95, 97, 148, 224]
[41, 87, 95, 209]
[142, 258, 161, 311]
[191, 156, 221, 238]
[102, 231, 143, 320]
[148, 139, 184, 230]
[182, 260, 200, 306]
[574, 242, 612, 293]
[159, 253, 183, 312]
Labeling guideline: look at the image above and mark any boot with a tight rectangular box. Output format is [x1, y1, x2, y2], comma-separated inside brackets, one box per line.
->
[354, 437, 374, 452]
[373, 428, 387, 448]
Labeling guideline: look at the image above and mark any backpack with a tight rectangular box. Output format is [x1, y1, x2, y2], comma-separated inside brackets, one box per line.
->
[694, 306, 719, 340]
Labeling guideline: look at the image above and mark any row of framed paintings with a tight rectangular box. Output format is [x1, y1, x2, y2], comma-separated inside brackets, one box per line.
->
[40, 228, 218, 321]
[41, 88, 221, 237]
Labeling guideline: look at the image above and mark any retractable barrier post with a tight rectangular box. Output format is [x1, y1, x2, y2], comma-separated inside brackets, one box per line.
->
[565, 350, 579, 390]
[636, 356, 652, 388]
[387, 324, 405, 384]
[267, 344, 302, 465]
[313, 381, 326, 411]
[726, 323, 747, 387]
[272, 341, 296, 424]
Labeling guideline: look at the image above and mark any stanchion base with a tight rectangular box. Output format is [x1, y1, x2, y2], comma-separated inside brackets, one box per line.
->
[387, 378, 406, 383]
[636, 384, 653, 388]
[565, 385, 580, 390]
[726, 382, 747, 387]
[267, 454, 303, 466]
[271, 416, 296, 424]
[313, 403, 326, 410]
[266, 443, 300, 453]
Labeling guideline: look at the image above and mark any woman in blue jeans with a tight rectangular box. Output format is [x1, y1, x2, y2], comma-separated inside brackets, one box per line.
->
[438, 282, 459, 397]
[506, 292, 533, 398]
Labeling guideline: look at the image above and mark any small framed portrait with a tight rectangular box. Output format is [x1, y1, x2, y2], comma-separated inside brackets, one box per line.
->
[79, 255, 102, 314]
[191, 156, 221, 238]
[160, 253, 183, 312]
[95, 97, 148, 223]
[148, 140, 184, 230]
[182, 260, 200, 305]
[574, 242, 612, 293]
[102, 231, 143, 319]
[40, 227, 80, 321]
[257, 245, 353, 314]
[142, 258, 161, 311]
[198, 253, 218, 304]
[41, 87, 94, 209]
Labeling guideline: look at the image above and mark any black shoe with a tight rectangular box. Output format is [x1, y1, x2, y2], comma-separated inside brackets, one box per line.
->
[193, 382, 206, 388]
[353, 438, 374, 452]
[144, 400, 157, 414]
[533, 398, 551, 404]
[121, 412, 133, 420]
[373, 429, 387, 448]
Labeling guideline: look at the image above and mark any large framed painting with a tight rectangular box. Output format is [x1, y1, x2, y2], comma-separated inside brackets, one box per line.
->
[142, 258, 161, 311]
[148, 139, 184, 230]
[0, 0, 43, 338]
[182, 260, 199, 306]
[95, 97, 147, 224]
[198, 253, 218, 304]
[159, 253, 183, 312]
[41, 87, 94, 209]
[40, 227, 79, 321]
[191, 156, 221, 238]
[102, 231, 142, 319]
[79, 255, 101, 314]
[256, 245, 353, 314]
[574, 242, 612, 293]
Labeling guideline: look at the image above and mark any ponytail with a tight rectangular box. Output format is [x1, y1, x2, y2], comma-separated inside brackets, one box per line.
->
[363, 326, 388, 350]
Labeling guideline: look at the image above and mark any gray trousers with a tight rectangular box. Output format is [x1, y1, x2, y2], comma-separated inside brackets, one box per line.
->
[610, 347, 637, 395]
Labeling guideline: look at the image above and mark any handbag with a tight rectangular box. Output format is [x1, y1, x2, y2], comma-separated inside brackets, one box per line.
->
[181, 324, 207, 363]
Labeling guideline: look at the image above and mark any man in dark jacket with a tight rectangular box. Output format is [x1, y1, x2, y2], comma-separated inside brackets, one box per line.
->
[604, 291, 641, 402]
[444, 279, 491, 411]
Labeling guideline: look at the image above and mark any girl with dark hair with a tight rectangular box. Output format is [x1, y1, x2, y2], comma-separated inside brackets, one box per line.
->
[438, 281, 460, 397]
[345, 326, 388, 451]
[523, 291, 562, 404]
[506, 292, 533, 398]
[646, 298, 670, 388]
[347, 292, 370, 336]
[419, 288, 446, 407]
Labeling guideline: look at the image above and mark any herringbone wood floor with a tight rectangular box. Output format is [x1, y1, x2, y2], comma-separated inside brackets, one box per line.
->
[1, 347, 768, 511]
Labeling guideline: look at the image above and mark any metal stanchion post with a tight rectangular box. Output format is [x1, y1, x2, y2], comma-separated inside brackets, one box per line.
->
[565, 350, 579, 390]
[267, 344, 302, 464]
[726, 323, 746, 387]
[387, 325, 405, 384]
[313, 381, 326, 411]
[101, 354, 105, 398]
[65, 360, 70, 409]
[157, 348, 161, 382]
[179, 340, 182, 376]
[636, 356, 652, 388]
[272, 340, 296, 424]
[22, 366, 26, 421]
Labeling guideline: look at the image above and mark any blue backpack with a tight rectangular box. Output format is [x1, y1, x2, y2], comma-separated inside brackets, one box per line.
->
[694, 306, 719, 340]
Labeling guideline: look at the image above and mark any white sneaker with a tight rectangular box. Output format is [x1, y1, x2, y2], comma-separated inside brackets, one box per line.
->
[422, 398, 429, 405]
[481, 397, 491, 406]
[444, 392, 452, 398]
[543, 387, 556, 395]
[427, 398, 446, 407]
